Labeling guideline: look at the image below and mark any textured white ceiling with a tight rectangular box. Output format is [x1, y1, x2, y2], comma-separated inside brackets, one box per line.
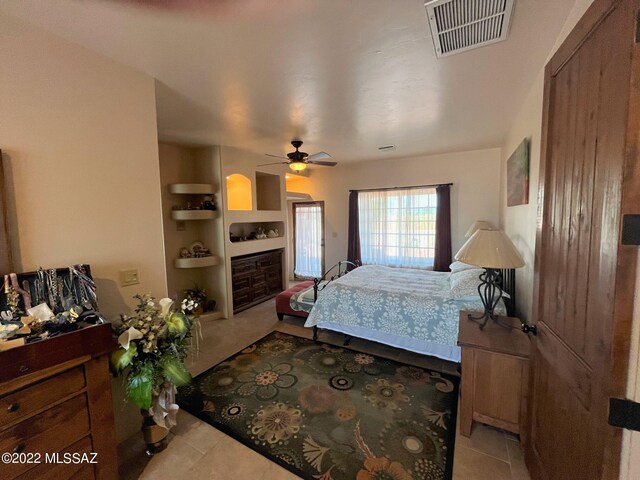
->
[0, 0, 576, 162]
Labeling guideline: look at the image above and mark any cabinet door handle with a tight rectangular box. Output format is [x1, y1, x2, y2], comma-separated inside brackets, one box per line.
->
[7, 403, 19, 413]
[18, 365, 29, 374]
[13, 443, 25, 454]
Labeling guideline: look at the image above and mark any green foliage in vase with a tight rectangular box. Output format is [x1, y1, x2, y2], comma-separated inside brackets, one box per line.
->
[110, 294, 195, 409]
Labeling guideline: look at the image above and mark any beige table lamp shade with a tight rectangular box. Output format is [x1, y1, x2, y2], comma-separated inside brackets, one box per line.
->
[455, 229, 525, 269]
[464, 220, 496, 238]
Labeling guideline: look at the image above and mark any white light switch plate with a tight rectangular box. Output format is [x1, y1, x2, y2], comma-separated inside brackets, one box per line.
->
[119, 269, 140, 287]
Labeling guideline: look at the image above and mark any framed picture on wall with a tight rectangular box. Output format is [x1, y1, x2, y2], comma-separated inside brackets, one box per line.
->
[507, 138, 530, 207]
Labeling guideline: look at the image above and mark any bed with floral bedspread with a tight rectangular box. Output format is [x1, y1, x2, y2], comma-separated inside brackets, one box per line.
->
[292, 264, 506, 363]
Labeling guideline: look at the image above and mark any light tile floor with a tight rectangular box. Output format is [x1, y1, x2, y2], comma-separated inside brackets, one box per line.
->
[118, 298, 530, 480]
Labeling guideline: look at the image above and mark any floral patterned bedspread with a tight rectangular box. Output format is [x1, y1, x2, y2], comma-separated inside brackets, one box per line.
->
[300, 265, 505, 361]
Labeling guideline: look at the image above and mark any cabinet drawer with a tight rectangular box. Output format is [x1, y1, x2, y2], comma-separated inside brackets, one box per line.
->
[0, 366, 85, 427]
[0, 394, 91, 479]
[232, 260, 256, 275]
[232, 275, 252, 291]
[264, 264, 281, 277]
[69, 464, 95, 480]
[267, 280, 282, 293]
[258, 253, 281, 267]
[252, 284, 270, 300]
[251, 272, 267, 286]
[14, 436, 94, 480]
[233, 290, 252, 309]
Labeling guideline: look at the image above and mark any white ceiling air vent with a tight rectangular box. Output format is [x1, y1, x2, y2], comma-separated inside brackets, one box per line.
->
[425, 0, 515, 58]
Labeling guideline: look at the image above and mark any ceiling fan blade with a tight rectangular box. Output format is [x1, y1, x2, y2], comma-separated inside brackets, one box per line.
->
[307, 152, 332, 162]
[307, 160, 338, 167]
[264, 154, 288, 159]
[257, 161, 290, 167]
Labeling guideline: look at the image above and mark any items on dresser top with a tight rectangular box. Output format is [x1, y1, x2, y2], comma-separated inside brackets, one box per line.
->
[1, 265, 106, 350]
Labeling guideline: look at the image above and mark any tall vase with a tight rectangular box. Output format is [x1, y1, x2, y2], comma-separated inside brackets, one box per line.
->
[140, 409, 169, 455]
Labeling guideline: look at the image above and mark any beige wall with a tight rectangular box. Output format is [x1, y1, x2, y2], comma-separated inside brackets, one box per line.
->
[499, 71, 544, 322]
[298, 148, 501, 270]
[499, 0, 595, 324]
[158, 143, 228, 317]
[0, 12, 167, 442]
[220, 146, 289, 316]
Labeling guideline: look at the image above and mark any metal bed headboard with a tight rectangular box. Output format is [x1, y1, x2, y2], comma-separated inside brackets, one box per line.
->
[313, 261, 359, 302]
[499, 268, 516, 317]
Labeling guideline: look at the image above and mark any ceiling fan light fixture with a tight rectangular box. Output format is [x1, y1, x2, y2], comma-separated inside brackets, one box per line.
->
[289, 162, 307, 172]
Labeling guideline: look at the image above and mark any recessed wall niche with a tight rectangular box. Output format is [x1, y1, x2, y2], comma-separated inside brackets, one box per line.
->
[229, 221, 285, 242]
[256, 171, 281, 211]
[226, 174, 252, 210]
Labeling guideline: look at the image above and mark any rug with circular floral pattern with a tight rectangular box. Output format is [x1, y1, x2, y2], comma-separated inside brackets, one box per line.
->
[177, 331, 459, 480]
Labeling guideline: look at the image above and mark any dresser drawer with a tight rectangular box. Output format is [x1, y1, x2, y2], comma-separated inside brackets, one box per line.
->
[252, 284, 270, 300]
[0, 394, 91, 479]
[263, 264, 281, 277]
[69, 464, 95, 480]
[14, 436, 94, 480]
[251, 272, 267, 287]
[232, 274, 252, 291]
[258, 253, 281, 267]
[0, 366, 85, 427]
[233, 289, 252, 309]
[232, 259, 257, 275]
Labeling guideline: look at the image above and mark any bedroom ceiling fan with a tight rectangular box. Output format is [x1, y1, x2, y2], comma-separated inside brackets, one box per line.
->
[259, 140, 337, 172]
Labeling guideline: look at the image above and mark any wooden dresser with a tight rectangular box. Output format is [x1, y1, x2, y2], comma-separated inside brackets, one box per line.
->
[457, 311, 531, 440]
[0, 323, 117, 480]
[231, 249, 284, 313]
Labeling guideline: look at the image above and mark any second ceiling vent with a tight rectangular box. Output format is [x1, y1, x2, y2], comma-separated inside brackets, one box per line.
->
[425, 0, 515, 58]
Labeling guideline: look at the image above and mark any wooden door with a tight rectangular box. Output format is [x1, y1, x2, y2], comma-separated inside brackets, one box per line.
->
[527, 1, 640, 479]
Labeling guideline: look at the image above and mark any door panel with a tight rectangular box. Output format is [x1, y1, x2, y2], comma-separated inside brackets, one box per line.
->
[526, 1, 638, 478]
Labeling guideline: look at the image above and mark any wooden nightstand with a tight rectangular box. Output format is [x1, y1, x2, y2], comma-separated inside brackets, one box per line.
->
[457, 311, 531, 440]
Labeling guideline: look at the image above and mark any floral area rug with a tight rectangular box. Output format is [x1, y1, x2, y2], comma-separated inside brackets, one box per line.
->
[177, 332, 459, 480]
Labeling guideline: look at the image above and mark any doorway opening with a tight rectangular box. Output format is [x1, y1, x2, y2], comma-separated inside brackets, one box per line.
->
[293, 201, 324, 279]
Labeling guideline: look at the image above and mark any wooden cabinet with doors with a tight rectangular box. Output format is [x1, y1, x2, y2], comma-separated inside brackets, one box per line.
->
[231, 249, 283, 313]
[526, 0, 640, 478]
[457, 312, 531, 439]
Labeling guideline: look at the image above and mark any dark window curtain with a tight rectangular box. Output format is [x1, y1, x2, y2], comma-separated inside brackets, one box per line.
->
[433, 184, 452, 272]
[347, 191, 361, 268]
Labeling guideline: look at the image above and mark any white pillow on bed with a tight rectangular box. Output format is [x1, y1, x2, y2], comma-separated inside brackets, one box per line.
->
[449, 268, 511, 300]
[449, 268, 484, 299]
[449, 261, 478, 273]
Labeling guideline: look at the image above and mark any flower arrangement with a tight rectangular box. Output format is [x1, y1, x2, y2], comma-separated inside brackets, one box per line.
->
[182, 286, 208, 315]
[110, 294, 194, 428]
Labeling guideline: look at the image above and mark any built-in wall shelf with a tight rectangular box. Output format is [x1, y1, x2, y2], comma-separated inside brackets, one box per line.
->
[170, 183, 214, 195]
[286, 191, 312, 201]
[228, 235, 287, 258]
[171, 210, 217, 221]
[174, 256, 220, 269]
[229, 221, 284, 240]
[230, 235, 284, 244]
